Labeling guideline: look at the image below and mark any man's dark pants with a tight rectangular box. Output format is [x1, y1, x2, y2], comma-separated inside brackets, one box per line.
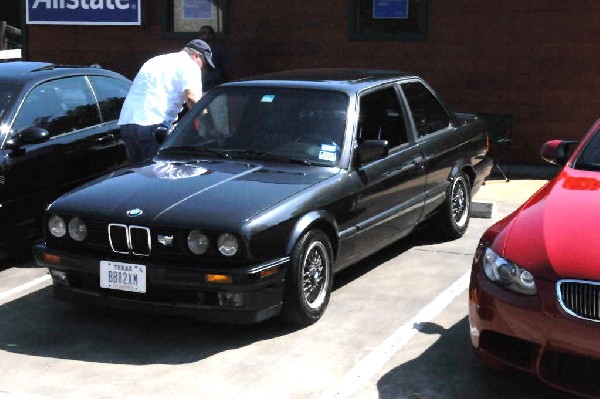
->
[120, 124, 162, 164]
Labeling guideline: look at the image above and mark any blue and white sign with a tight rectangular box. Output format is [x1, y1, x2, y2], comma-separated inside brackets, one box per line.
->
[373, 0, 409, 19]
[26, 0, 142, 26]
[184, 0, 212, 19]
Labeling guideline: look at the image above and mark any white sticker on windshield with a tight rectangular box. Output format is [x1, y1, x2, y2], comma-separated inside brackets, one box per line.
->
[319, 151, 337, 162]
[321, 144, 337, 152]
[261, 95, 276, 103]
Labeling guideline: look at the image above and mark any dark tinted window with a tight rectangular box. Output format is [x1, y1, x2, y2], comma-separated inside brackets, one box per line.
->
[13, 76, 100, 138]
[402, 82, 451, 136]
[358, 87, 408, 148]
[0, 83, 19, 120]
[88, 75, 130, 122]
[575, 126, 600, 171]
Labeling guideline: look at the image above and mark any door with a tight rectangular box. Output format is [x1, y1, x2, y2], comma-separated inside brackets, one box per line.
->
[340, 86, 426, 262]
[400, 80, 460, 217]
[2, 75, 122, 240]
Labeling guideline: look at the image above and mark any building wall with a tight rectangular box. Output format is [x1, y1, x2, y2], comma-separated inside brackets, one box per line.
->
[26, 0, 600, 164]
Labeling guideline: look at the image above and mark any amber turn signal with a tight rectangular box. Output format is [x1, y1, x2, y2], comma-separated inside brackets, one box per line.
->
[259, 267, 279, 278]
[42, 253, 61, 264]
[205, 273, 232, 284]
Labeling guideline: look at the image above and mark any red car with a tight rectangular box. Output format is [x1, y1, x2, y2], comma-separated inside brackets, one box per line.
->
[469, 119, 600, 398]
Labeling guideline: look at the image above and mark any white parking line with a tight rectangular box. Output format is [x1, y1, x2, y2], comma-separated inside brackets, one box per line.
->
[0, 275, 51, 301]
[320, 271, 471, 399]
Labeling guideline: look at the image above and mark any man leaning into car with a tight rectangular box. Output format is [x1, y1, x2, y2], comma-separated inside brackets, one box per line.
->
[118, 39, 215, 163]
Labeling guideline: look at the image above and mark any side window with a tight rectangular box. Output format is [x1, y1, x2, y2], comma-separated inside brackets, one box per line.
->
[402, 81, 451, 136]
[13, 77, 101, 138]
[88, 76, 131, 122]
[358, 87, 408, 148]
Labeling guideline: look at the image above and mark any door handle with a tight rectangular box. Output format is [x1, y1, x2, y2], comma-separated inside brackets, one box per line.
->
[412, 155, 425, 168]
[96, 134, 115, 144]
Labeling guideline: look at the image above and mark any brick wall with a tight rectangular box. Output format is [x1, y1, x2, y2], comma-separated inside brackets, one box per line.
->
[26, 0, 600, 164]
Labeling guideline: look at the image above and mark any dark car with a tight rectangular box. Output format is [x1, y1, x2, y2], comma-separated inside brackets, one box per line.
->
[0, 61, 131, 257]
[35, 69, 492, 326]
[469, 119, 600, 397]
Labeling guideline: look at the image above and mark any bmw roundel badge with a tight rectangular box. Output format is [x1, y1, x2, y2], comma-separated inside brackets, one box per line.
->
[127, 208, 143, 217]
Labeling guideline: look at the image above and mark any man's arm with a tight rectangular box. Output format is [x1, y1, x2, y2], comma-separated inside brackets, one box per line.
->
[184, 88, 201, 109]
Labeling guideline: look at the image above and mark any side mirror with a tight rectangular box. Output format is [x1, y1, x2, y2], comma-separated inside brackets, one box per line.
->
[540, 140, 578, 166]
[355, 139, 389, 165]
[5, 126, 50, 149]
[154, 125, 172, 145]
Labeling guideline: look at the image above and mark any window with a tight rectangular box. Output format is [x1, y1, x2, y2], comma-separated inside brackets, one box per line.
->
[349, 0, 428, 41]
[13, 77, 100, 138]
[358, 87, 408, 148]
[0, 83, 19, 121]
[161, 0, 229, 39]
[88, 76, 131, 122]
[401, 81, 450, 136]
[163, 87, 348, 165]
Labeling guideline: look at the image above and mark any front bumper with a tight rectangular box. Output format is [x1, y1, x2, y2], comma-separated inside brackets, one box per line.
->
[469, 265, 600, 398]
[34, 244, 288, 324]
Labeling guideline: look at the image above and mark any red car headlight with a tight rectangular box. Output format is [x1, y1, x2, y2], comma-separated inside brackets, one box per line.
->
[482, 247, 537, 295]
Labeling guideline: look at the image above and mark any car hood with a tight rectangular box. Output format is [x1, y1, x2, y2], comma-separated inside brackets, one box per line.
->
[50, 158, 338, 230]
[497, 167, 600, 281]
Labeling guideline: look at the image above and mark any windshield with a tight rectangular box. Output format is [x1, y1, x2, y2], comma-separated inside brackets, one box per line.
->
[574, 125, 600, 171]
[161, 87, 349, 166]
[0, 83, 19, 121]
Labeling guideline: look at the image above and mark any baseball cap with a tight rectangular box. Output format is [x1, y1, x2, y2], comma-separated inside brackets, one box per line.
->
[186, 39, 216, 69]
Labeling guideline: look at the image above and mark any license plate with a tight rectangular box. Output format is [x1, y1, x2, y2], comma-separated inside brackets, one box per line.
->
[100, 261, 146, 293]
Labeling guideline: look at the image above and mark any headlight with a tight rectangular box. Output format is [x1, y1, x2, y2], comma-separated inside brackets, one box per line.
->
[218, 233, 239, 256]
[48, 215, 66, 238]
[482, 247, 537, 295]
[187, 230, 209, 255]
[68, 217, 87, 242]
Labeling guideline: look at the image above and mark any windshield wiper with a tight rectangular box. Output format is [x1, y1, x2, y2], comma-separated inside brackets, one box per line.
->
[226, 149, 314, 165]
[160, 146, 231, 158]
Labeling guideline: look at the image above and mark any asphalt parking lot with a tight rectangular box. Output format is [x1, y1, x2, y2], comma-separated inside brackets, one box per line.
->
[0, 177, 580, 399]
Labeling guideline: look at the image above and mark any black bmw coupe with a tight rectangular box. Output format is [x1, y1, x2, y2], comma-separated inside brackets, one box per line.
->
[35, 69, 492, 326]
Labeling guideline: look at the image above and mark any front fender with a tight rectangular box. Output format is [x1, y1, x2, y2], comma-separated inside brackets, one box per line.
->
[285, 210, 338, 256]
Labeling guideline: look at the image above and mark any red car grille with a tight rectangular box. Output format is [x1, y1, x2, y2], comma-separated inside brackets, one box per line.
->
[557, 280, 600, 322]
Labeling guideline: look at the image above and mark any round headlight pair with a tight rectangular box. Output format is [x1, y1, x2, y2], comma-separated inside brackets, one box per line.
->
[48, 215, 87, 242]
[186, 230, 239, 256]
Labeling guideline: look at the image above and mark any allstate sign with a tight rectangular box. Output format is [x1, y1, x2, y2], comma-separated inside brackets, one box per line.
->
[26, 0, 141, 26]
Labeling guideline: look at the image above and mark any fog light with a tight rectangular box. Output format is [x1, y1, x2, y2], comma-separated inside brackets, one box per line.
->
[50, 269, 68, 285]
[218, 292, 245, 307]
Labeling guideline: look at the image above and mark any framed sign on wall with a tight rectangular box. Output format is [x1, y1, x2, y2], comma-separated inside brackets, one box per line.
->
[162, 0, 228, 39]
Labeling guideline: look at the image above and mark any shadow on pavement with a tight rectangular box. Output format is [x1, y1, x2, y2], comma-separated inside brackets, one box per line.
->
[0, 226, 451, 367]
[377, 317, 578, 399]
[333, 226, 447, 291]
[0, 285, 297, 365]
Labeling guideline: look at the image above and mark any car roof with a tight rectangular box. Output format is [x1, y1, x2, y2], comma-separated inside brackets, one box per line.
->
[226, 68, 418, 93]
[0, 61, 129, 85]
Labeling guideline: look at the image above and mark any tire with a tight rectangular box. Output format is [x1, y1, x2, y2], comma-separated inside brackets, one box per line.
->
[436, 172, 471, 240]
[281, 229, 333, 327]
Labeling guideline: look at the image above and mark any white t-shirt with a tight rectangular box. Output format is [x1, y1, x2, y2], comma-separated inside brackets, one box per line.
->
[118, 51, 203, 126]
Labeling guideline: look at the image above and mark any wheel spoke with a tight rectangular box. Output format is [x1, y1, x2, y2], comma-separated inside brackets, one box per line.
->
[301, 241, 329, 308]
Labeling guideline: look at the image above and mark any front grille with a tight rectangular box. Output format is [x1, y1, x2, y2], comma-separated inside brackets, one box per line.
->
[108, 224, 151, 256]
[557, 279, 600, 322]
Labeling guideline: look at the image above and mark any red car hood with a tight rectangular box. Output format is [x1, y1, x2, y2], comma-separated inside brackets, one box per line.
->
[497, 167, 600, 281]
